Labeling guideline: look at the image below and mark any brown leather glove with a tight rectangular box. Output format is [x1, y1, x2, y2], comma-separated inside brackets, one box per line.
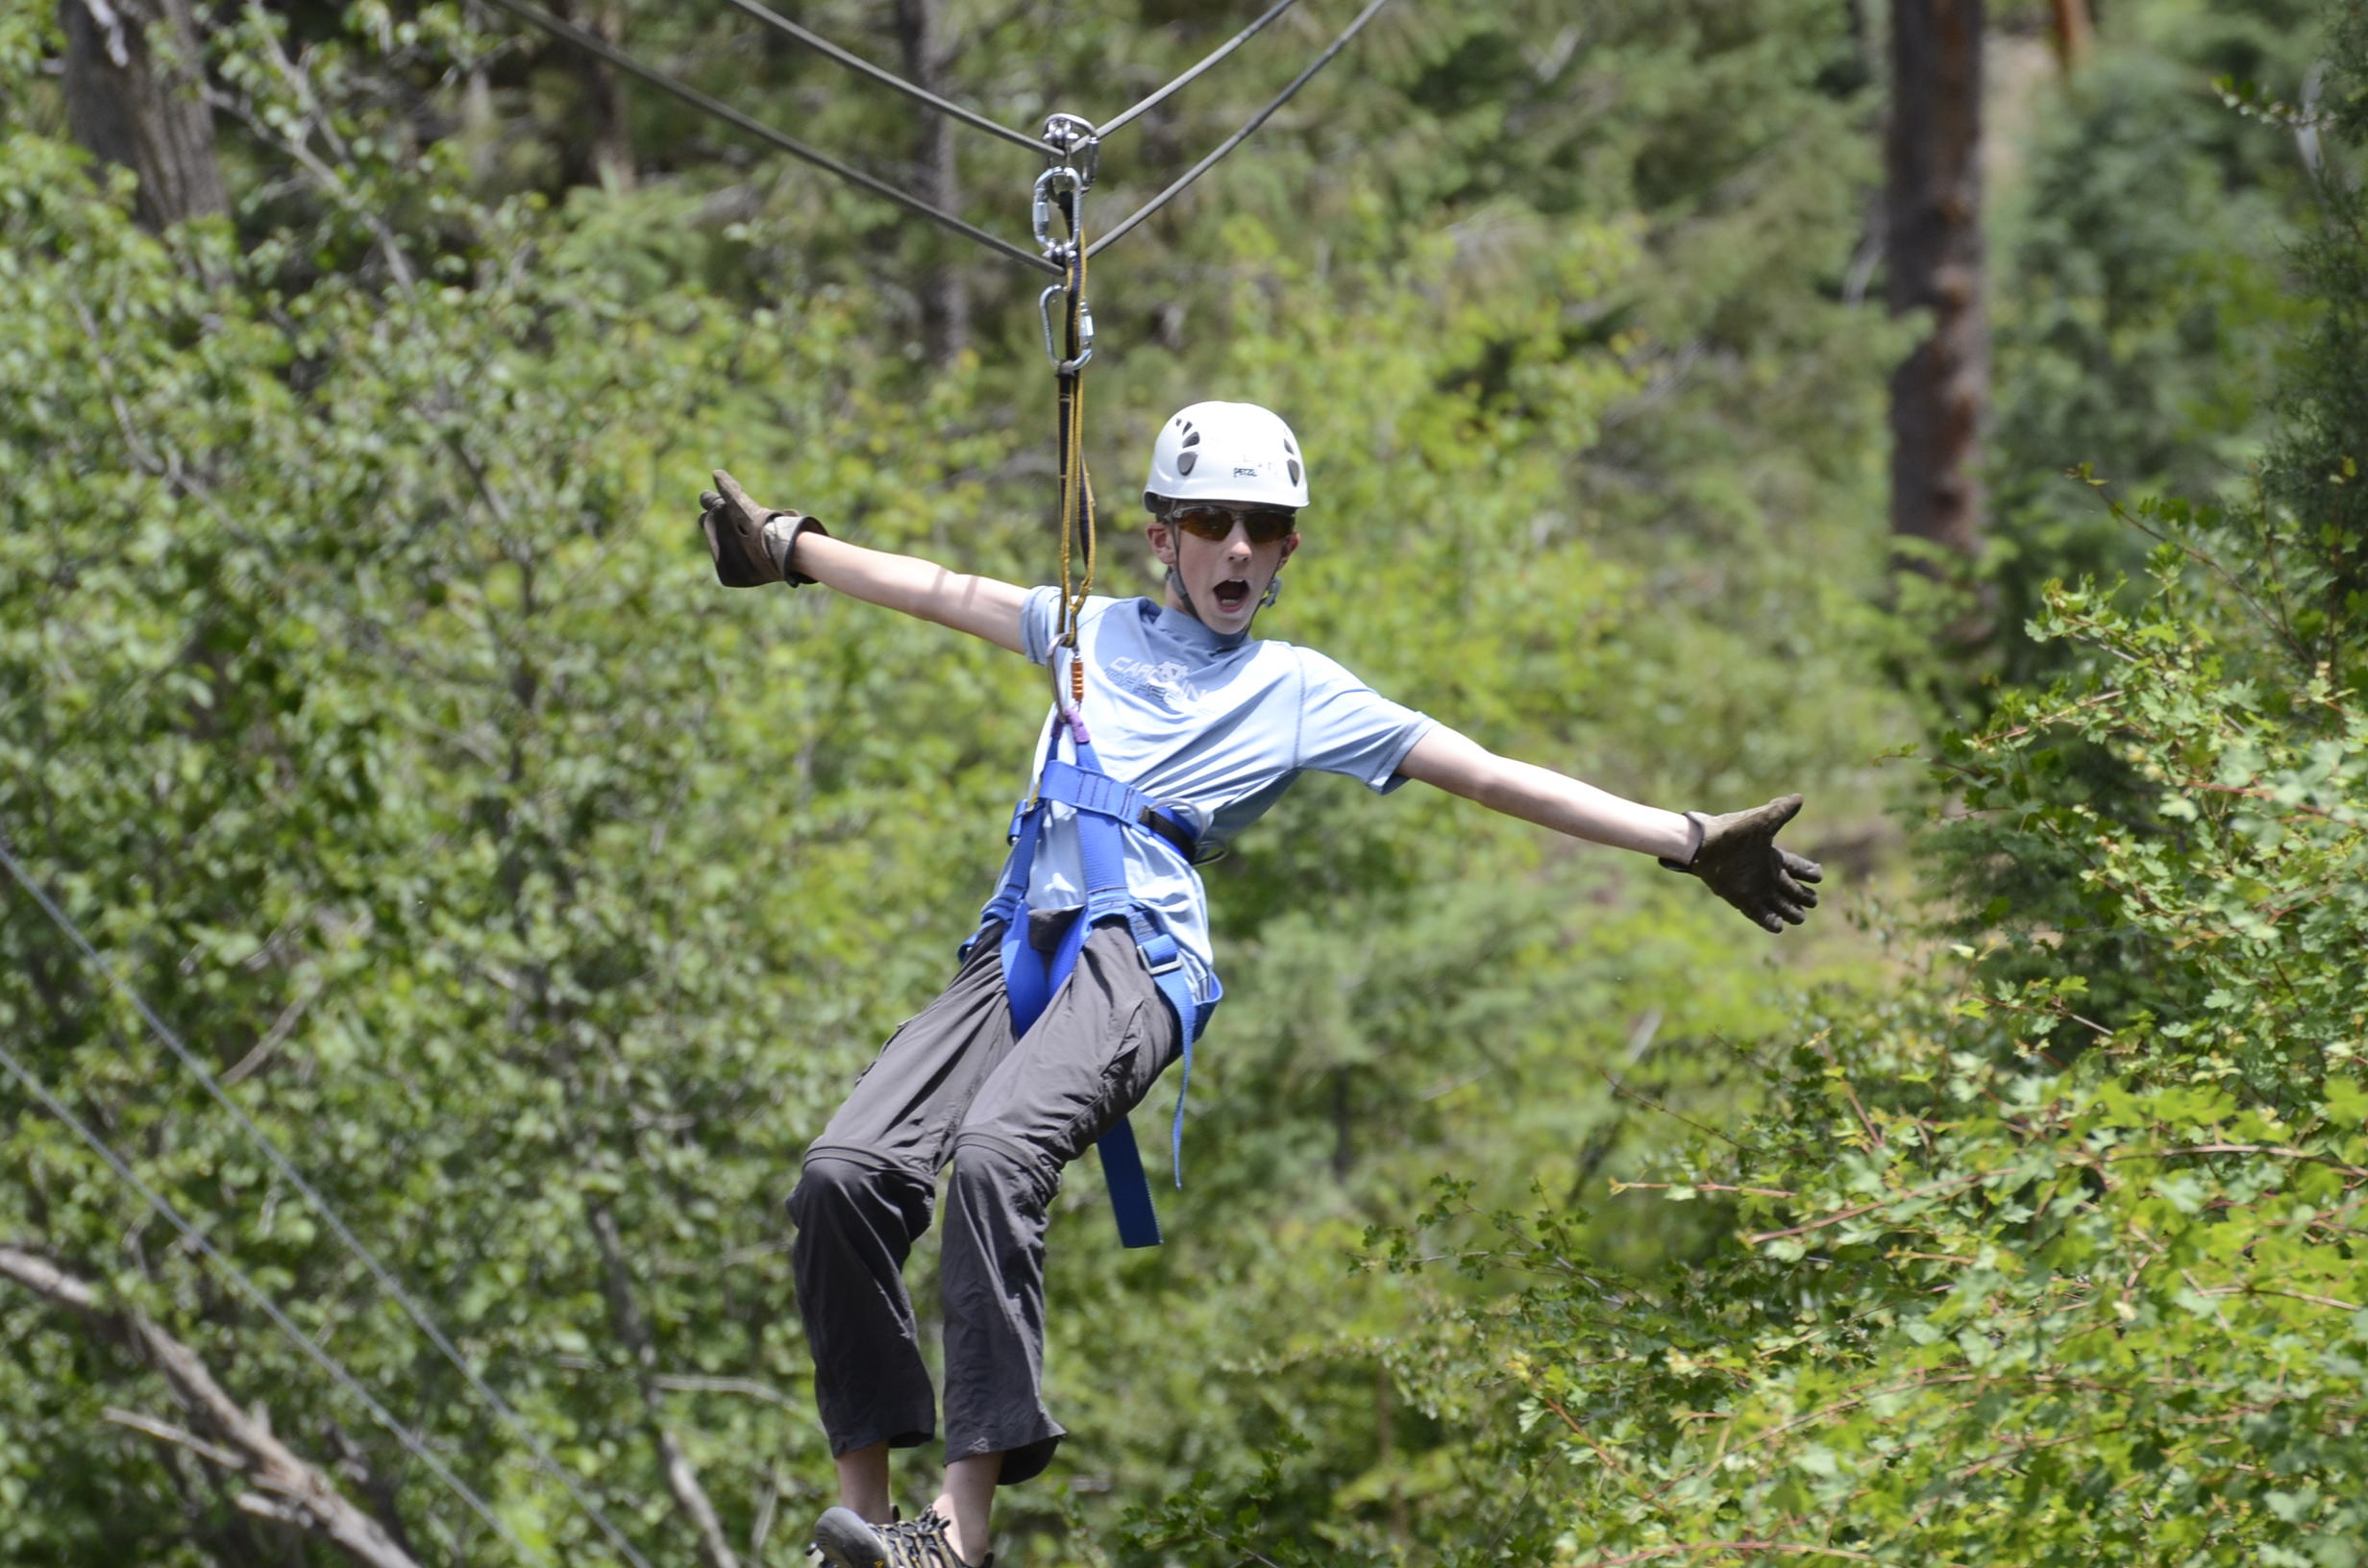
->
[700, 468, 827, 587]
[1661, 794, 1823, 933]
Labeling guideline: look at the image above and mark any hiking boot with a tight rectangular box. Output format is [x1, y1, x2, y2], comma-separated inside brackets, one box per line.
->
[807, 1506, 990, 1568]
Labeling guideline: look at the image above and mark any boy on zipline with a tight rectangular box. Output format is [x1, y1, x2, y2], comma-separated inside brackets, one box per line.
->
[698, 402, 1821, 1568]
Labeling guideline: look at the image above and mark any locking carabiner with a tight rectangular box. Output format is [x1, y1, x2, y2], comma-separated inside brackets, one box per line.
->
[1032, 165, 1085, 257]
[1039, 282, 1095, 375]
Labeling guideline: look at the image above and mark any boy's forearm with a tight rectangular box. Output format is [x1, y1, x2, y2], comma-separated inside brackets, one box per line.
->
[1398, 727, 1694, 860]
[789, 532, 1028, 654]
[1479, 754, 1694, 861]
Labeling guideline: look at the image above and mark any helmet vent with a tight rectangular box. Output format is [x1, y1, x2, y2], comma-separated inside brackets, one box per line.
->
[1182, 431, 1200, 448]
[1284, 437, 1298, 455]
[1177, 453, 1197, 476]
[1288, 459, 1301, 485]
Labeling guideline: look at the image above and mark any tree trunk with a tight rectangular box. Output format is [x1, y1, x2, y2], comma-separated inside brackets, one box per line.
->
[58, 0, 229, 231]
[2049, 0, 2095, 72]
[893, 0, 971, 365]
[585, 0, 635, 190]
[1886, 0, 1987, 564]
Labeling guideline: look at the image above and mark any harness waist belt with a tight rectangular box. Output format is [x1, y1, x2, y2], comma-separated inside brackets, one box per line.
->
[1030, 757, 1199, 861]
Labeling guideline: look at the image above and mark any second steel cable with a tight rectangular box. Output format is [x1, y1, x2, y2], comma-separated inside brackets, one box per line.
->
[1090, 0, 1395, 257]
[0, 1037, 549, 1566]
[0, 836, 660, 1568]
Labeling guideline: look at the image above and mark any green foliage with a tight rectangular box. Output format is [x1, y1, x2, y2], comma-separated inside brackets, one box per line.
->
[1203, 335, 2368, 1558]
[1, 44, 847, 1564]
[1368, 512, 2368, 1565]
[0, 1, 1915, 1562]
[1985, 0, 2320, 696]
[1113, 11, 2368, 1565]
[2260, 172, 2368, 637]
[35, 0, 2364, 1563]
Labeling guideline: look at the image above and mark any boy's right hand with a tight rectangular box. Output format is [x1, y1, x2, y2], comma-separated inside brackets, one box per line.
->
[700, 469, 826, 586]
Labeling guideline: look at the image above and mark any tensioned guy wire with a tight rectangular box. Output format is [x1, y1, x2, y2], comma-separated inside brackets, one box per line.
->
[711, 0, 1057, 155]
[1089, 0, 1395, 257]
[478, 0, 1059, 276]
[0, 1037, 545, 1565]
[1096, 0, 1304, 137]
[0, 837, 659, 1568]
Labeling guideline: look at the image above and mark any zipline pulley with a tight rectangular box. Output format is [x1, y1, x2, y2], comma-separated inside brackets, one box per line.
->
[1042, 111, 1100, 189]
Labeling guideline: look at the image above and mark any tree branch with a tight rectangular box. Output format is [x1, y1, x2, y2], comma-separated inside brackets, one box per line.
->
[587, 1205, 742, 1568]
[1740, 1172, 1990, 1244]
[102, 1405, 248, 1470]
[0, 1243, 423, 1568]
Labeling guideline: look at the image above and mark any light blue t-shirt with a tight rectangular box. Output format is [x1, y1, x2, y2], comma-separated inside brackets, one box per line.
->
[999, 588, 1436, 1003]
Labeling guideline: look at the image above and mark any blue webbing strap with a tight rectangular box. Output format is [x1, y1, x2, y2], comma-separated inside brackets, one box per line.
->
[1129, 913, 1201, 1185]
[1035, 757, 1147, 825]
[1094, 1114, 1161, 1248]
[1033, 757, 1200, 860]
[975, 715, 1212, 1248]
[1067, 732, 1203, 1193]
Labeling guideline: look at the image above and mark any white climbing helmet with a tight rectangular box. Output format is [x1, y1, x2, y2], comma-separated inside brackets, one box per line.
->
[1144, 401, 1310, 510]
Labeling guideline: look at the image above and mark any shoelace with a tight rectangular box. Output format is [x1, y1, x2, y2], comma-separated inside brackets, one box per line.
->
[874, 1509, 975, 1568]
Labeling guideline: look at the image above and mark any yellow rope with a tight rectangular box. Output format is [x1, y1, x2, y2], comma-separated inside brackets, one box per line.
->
[1054, 238, 1095, 706]
[1073, 237, 1096, 615]
[1057, 380, 1073, 639]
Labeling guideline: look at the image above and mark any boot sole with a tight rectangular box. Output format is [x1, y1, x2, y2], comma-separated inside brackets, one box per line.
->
[808, 1507, 889, 1568]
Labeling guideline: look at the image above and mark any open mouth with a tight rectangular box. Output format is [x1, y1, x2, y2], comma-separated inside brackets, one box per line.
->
[1212, 578, 1252, 613]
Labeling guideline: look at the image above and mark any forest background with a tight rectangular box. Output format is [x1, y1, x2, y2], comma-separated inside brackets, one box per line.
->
[3, 0, 2365, 1563]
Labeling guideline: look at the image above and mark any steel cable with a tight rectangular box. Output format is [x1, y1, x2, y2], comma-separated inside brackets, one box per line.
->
[0, 837, 659, 1568]
[711, 0, 1056, 155]
[0, 1037, 547, 1566]
[1089, 0, 1394, 258]
[1096, 0, 1303, 137]
[478, 0, 1057, 275]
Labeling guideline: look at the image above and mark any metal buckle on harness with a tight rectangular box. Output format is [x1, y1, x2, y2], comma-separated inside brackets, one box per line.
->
[1133, 806, 1196, 861]
[1144, 950, 1183, 976]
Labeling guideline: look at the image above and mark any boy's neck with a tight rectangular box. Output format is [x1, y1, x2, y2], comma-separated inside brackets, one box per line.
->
[1151, 593, 1253, 650]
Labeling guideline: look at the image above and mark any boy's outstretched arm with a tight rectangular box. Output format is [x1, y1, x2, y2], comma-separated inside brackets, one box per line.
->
[699, 471, 1029, 655]
[785, 529, 1030, 655]
[1395, 725, 1822, 933]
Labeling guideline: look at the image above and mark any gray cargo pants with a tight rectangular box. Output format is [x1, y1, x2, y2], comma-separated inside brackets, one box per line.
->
[788, 917, 1183, 1486]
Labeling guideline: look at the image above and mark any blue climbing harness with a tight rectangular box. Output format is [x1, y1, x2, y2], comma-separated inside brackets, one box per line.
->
[972, 694, 1220, 1249]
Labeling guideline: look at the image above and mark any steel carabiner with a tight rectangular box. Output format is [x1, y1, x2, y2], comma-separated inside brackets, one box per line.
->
[1038, 282, 1095, 374]
[1032, 165, 1084, 257]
